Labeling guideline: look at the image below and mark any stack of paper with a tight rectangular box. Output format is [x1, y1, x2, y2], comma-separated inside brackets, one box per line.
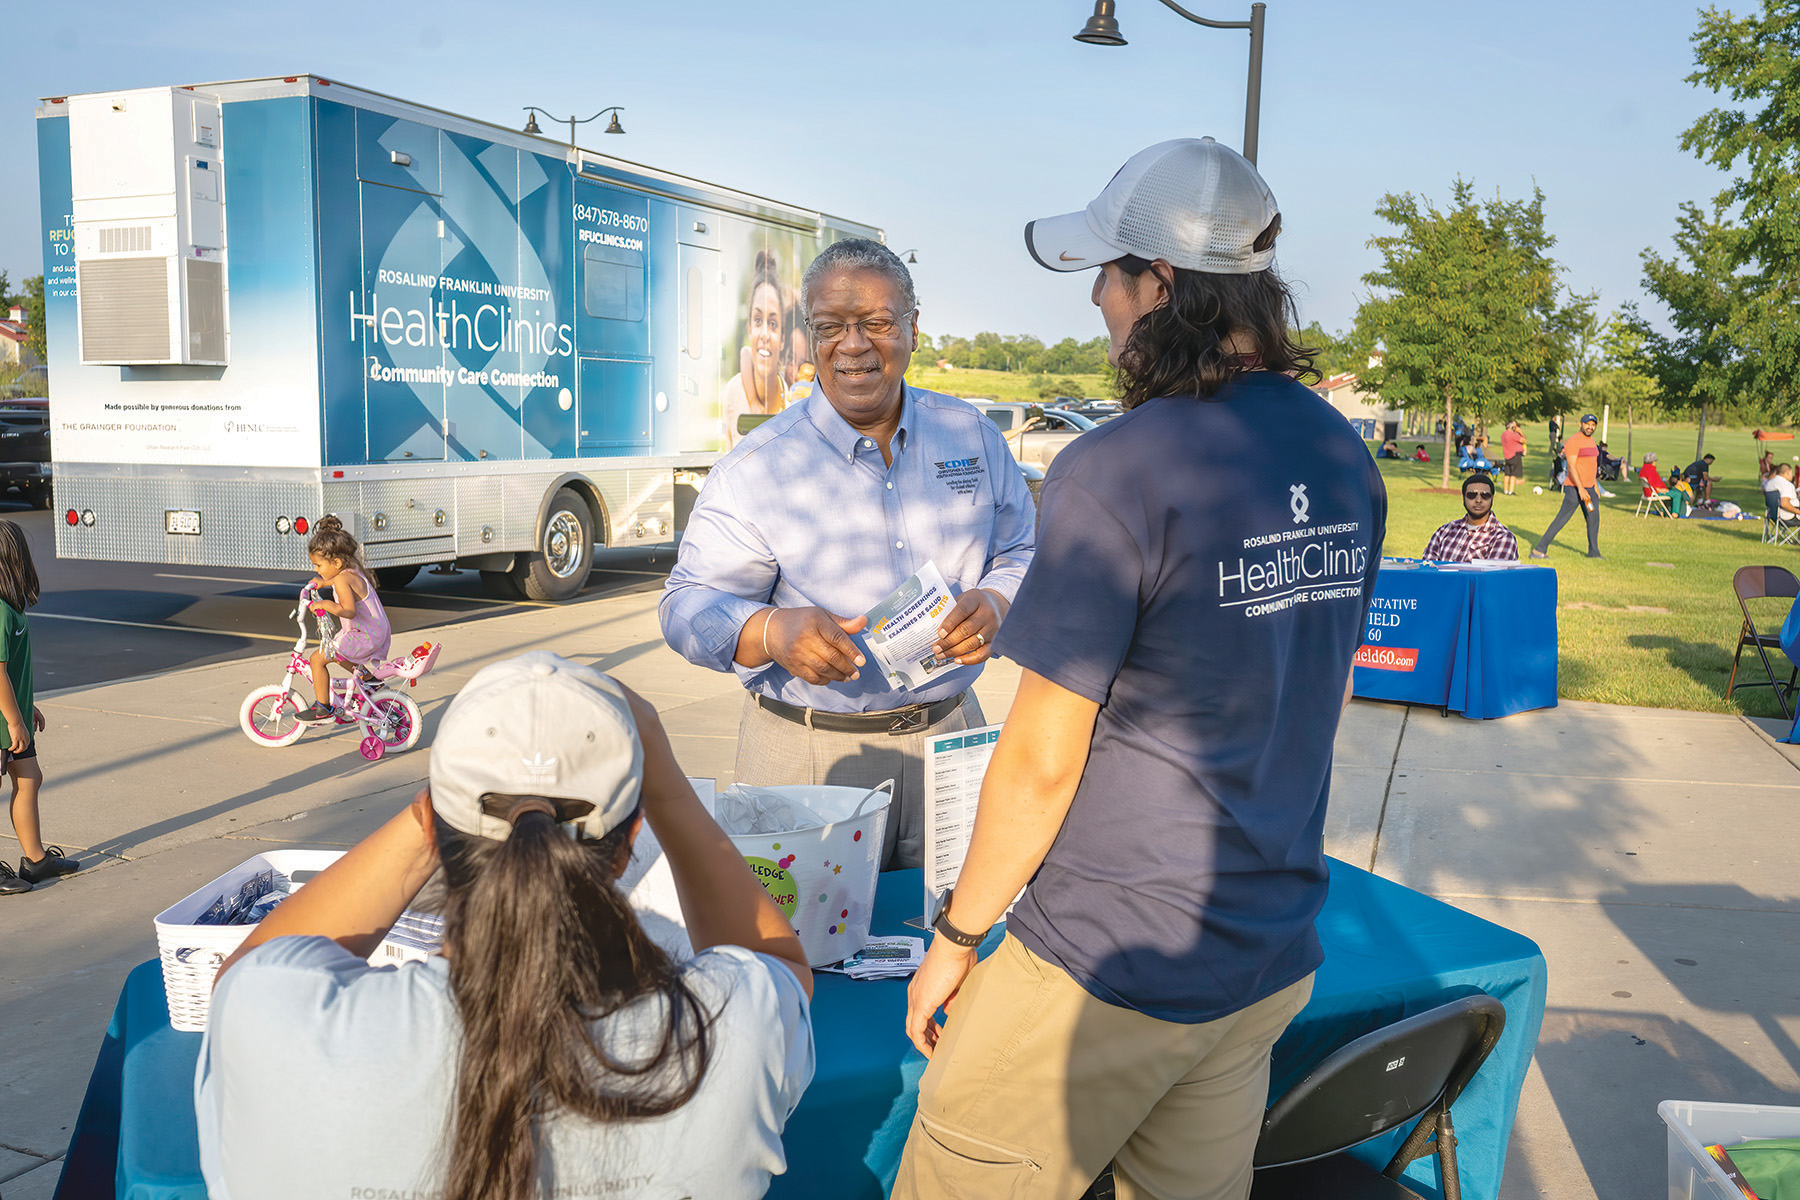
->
[819, 936, 926, 980]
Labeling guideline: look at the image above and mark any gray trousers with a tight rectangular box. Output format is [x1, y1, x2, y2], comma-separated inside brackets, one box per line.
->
[734, 692, 985, 871]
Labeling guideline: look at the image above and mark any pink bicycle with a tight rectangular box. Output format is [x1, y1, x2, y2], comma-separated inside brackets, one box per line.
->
[238, 583, 442, 760]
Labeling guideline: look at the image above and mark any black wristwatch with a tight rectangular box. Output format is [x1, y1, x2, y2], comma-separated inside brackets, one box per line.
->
[932, 888, 988, 948]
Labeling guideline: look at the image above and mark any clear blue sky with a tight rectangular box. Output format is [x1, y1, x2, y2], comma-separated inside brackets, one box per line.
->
[1, 0, 1730, 346]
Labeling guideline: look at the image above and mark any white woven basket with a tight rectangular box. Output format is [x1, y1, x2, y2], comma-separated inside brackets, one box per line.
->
[153, 850, 346, 1032]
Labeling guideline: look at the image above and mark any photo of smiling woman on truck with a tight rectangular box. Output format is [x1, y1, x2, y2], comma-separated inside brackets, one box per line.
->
[722, 249, 793, 447]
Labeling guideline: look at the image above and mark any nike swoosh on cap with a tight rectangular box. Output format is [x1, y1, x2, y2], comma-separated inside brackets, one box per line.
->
[1059, 252, 1084, 261]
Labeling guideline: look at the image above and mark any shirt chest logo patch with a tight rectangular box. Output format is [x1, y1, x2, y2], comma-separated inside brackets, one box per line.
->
[934, 456, 984, 497]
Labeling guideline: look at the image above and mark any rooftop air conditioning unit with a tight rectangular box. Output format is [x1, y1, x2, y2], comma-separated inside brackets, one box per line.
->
[69, 87, 228, 366]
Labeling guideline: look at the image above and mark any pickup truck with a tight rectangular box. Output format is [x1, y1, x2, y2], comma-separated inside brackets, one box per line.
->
[0, 398, 50, 508]
[969, 402, 1098, 472]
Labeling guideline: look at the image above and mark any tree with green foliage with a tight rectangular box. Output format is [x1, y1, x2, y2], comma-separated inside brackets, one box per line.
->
[1629, 199, 1743, 456]
[1355, 180, 1564, 487]
[1634, 2, 1800, 448]
[22, 276, 46, 363]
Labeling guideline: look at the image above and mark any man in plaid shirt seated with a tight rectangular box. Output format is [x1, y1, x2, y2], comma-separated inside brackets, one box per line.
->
[1423, 473, 1520, 562]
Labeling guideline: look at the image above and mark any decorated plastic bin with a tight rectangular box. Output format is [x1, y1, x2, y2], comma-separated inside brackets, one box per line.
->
[724, 782, 891, 967]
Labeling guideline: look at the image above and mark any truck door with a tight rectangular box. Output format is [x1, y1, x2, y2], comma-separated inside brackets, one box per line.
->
[356, 112, 447, 464]
[572, 179, 653, 455]
[677, 242, 721, 442]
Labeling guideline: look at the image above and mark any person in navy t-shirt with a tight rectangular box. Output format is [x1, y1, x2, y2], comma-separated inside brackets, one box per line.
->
[896, 139, 1387, 1200]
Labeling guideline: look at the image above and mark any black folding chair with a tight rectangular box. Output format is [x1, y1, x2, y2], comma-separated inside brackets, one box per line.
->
[1727, 565, 1800, 719]
[1250, 994, 1507, 1200]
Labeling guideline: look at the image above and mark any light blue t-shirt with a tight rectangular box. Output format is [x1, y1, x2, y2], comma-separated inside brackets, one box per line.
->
[196, 936, 814, 1200]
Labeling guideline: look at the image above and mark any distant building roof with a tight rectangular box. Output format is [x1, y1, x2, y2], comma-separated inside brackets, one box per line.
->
[0, 322, 27, 343]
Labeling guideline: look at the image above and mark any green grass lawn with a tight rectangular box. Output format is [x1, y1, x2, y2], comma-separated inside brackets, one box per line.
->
[1378, 422, 1800, 717]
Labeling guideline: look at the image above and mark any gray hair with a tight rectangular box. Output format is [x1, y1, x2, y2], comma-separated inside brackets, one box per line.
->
[800, 238, 917, 323]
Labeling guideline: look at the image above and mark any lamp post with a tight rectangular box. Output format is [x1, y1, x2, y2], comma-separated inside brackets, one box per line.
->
[897, 248, 919, 264]
[522, 105, 626, 150]
[1074, 0, 1266, 165]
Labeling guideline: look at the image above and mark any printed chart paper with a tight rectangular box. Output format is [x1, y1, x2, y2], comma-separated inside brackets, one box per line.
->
[864, 561, 957, 690]
[923, 724, 1003, 924]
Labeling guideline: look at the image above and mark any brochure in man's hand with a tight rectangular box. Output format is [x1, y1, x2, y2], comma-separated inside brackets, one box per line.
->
[864, 561, 958, 690]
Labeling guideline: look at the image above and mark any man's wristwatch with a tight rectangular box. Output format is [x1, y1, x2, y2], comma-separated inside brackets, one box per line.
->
[931, 888, 989, 948]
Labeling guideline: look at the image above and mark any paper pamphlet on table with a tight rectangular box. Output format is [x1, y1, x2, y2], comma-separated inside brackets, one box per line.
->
[816, 936, 925, 980]
[864, 561, 959, 690]
[620, 777, 715, 962]
[921, 724, 1023, 929]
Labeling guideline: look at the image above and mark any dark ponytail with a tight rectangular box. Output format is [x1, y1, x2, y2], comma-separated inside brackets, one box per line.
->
[305, 514, 366, 571]
[435, 804, 711, 1200]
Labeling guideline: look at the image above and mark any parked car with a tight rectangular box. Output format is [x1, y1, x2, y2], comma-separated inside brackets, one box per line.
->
[1053, 398, 1123, 423]
[0, 398, 51, 507]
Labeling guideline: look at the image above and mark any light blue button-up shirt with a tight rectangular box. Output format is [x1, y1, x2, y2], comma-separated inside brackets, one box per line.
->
[660, 385, 1037, 713]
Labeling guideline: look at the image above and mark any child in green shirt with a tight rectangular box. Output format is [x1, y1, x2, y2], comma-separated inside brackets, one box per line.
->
[0, 520, 78, 895]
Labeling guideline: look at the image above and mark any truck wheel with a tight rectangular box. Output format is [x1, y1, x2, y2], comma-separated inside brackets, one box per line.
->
[374, 565, 420, 591]
[509, 488, 593, 601]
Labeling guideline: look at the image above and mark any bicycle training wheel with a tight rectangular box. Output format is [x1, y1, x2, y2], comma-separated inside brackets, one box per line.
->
[239, 685, 309, 748]
[367, 694, 422, 754]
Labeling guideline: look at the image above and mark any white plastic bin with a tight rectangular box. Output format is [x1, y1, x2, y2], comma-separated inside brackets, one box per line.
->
[1659, 1099, 1800, 1199]
[154, 850, 445, 1031]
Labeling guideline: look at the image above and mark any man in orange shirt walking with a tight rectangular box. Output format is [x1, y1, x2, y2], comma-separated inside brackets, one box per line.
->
[1530, 413, 1602, 559]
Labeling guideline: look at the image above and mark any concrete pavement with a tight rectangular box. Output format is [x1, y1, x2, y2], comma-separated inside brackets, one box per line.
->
[3, 587, 1797, 1199]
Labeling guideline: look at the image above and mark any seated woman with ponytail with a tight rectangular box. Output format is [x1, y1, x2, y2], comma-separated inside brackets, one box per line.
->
[197, 652, 815, 1200]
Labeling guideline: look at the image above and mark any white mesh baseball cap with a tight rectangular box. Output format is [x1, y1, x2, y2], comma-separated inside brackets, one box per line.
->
[1025, 137, 1279, 274]
[429, 652, 642, 842]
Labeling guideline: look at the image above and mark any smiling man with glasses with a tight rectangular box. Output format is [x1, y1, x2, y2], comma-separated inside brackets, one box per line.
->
[660, 239, 1036, 870]
[1424, 472, 1520, 562]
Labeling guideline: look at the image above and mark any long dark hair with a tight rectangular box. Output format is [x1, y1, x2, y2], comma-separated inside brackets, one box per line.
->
[0, 520, 41, 612]
[1112, 217, 1318, 408]
[436, 801, 711, 1200]
[305, 514, 365, 571]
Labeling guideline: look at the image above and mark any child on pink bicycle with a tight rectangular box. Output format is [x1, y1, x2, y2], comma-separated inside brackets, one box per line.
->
[295, 516, 392, 725]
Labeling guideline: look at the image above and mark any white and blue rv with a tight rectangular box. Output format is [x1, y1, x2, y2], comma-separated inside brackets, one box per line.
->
[36, 76, 877, 597]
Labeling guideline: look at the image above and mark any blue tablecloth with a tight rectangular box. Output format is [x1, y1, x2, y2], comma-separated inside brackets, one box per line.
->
[1353, 559, 1559, 719]
[60, 864, 1545, 1200]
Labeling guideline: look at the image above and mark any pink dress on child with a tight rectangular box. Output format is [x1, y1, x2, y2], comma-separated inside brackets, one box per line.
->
[333, 570, 392, 665]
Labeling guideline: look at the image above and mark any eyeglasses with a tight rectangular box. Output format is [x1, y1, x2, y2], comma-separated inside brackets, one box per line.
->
[1466, 491, 1494, 501]
[808, 311, 914, 343]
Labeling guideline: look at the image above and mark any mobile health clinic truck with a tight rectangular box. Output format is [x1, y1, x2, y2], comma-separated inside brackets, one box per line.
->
[36, 76, 877, 598]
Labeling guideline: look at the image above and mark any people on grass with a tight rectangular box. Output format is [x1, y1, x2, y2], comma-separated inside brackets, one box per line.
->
[1532, 413, 1603, 559]
[1685, 453, 1719, 502]
[199, 653, 815, 1200]
[893, 137, 1386, 1200]
[1500, 420, 1527, 494]
[1413, 443, 1431, 462]
[1424, 473, 1519, 562]
[0, 521, 77, 896]
[1640, 453, 1687, 517]
[1763, 462, 1800, 527]
[661, 239, 1036, 872]
[1458, 435, 1493, 472]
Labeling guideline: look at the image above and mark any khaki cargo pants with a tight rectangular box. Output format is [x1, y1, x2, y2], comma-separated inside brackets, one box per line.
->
[893, 934, 1313, 1200]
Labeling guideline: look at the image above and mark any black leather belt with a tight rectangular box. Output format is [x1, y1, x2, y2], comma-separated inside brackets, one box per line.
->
[755, 691, 965, 735]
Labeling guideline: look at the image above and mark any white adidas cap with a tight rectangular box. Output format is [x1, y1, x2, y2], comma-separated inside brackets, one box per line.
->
[429, 652, 642, 842]
[1025, 137, 1279, 274]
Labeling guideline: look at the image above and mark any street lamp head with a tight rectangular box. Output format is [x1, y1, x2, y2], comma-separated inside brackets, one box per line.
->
[522, 111, 541, 135]
[1075, 0, 1127, 45]
[906, 251, 917, 264]
[604, 111, 625, 135]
